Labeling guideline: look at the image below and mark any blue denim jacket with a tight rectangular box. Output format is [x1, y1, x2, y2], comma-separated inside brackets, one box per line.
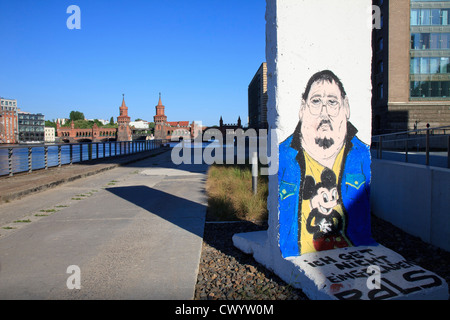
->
[278, 122, 376, 258]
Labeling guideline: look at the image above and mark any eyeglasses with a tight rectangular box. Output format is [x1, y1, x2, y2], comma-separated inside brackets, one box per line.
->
[307, 96, 341, 117]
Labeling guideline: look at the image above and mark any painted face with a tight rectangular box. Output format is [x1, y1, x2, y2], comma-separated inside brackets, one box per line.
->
[310, 186, 339, 215]
[299, 80, 350, 166]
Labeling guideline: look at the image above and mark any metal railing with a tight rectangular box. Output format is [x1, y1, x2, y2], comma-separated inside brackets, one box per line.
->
[372, 125, 450, 168]
[0, 139, 166, 177]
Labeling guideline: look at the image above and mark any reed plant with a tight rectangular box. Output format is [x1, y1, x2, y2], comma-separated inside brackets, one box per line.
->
[206, 164, 268, 221]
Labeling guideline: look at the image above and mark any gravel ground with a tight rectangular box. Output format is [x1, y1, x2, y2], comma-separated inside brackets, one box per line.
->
[194, 215, 450, 300]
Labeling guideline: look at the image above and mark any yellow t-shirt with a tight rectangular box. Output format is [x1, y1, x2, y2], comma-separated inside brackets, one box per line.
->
[299, 146, 350, 254]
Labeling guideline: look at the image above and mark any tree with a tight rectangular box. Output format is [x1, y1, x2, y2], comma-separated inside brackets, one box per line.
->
[92, 119, 104, 127]
[45, 120, 56, 128]
[109, 116, 114, 125]
[148, 122, 155, 134]
[69, 111, 85, 122]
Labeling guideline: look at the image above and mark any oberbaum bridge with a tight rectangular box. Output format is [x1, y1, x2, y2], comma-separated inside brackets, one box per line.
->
[55, 94, 240, 144]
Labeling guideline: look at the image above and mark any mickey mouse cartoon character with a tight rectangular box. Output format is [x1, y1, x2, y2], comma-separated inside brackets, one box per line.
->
[303, 168, 351, 251]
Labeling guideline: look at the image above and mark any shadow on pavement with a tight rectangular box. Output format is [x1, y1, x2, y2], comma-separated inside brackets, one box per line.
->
[105, 185, 206, 239]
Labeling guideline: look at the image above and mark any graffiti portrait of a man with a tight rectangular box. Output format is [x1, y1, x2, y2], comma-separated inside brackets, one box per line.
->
[278, 70, 376, 257]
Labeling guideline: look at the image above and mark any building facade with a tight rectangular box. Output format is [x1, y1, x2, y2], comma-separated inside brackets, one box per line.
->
[44, 126, 55, 142]
[153, 94, 202, 140]
[18, 112, 45, 143]
[248, 62, 268, 129]
[218, 116, 243, 136]
[0, 97, 19, 144]
[372, 0, 450, 134]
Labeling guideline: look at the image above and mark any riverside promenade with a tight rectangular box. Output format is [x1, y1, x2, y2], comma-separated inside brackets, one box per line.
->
[0, 146, 208, 299]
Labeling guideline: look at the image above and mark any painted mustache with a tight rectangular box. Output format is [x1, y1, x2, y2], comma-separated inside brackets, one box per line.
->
[317, 120, 333, 131]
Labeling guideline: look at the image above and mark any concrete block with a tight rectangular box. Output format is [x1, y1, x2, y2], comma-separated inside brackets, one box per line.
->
[286, 245, 448, 300]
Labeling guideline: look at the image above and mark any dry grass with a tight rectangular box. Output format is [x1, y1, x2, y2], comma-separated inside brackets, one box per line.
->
[206, 164, 268, 222]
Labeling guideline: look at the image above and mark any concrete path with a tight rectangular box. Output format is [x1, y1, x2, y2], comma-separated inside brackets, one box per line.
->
[0, 149, 208, 299]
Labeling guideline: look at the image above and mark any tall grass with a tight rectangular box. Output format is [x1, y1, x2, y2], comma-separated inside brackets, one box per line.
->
[206, 164, 268, 221]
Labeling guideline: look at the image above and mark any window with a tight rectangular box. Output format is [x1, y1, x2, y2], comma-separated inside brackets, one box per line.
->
[430, 57, 440, 74]
[411, 56, 450, 75]
[442, 9, 450, 26]
[441, 33, 450, 49]
[420, 33, 430, 49]
[410, 8, 450, 26]
[442, 81, 450, 97]
[411, 33, 421, 49]
[377, 37, 383, 51]
[411, 9, 419, 26]
[431, 9, 441, 25]
[420, 57, 430, 74]
[421, 9, 431, 25]
[430, 81, 440, 97]
[377, 60, 384, 74]
[440, 57, 449, 73]
[430, 33, 440, 49]
[410, 81, 450, 98]
[378, 83, 384, 99]
[420, 81, 431, 97]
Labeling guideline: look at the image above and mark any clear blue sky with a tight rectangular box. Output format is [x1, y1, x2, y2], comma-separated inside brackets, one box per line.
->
[0, 0, 266, 127]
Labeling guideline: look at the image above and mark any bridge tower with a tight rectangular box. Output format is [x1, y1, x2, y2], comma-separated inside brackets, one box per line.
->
[117, 94, 132, 141]
[153, 93, 167, 140]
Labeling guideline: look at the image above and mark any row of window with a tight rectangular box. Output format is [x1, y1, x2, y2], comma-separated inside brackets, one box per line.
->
[19, 127, 45, 132]
[0, 100, 16, 106]
[18, 114, 44, 120]
[411, 32, 450, 50]
[19, 132, 44, 142]
[18, 120, 45, 126]
[410, 56, 450, 74]
[410, 80, 450, 98]
[411, 8, 450, 26]
[1, 106, 17, 111]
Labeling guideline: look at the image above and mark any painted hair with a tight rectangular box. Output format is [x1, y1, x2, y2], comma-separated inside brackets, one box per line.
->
[302, 70, 347, 101]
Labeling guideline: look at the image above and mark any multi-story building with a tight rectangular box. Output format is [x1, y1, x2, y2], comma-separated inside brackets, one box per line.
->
[130, 120, 149, 129]
[372, 0, 450, 134]
[248, 62, 268, 129]
[0, 97, 19, 144]
[18, 112, 45, 143]
[44, 126, 55, 142]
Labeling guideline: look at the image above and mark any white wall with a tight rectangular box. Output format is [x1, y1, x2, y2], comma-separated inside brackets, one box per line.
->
[273, 0, 373, 144]
[371, 160, 450, 252]
[266, 0, 373, 259]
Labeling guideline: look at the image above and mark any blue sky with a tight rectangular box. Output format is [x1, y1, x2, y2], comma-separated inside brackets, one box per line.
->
[0, 0, 266, 127]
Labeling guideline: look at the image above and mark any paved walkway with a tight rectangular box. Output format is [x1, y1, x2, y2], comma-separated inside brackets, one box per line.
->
[0, 147, 208, 299]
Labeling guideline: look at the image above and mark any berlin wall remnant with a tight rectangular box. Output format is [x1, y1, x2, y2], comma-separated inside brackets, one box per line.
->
[233, 0, 448, 300]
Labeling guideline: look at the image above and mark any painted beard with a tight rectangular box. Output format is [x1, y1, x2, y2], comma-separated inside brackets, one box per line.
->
[315, 137, 335, 149]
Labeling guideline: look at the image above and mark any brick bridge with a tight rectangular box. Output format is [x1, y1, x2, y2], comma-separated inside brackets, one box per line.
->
[56, 122, 118, 143]
[56, 122, 154, 143]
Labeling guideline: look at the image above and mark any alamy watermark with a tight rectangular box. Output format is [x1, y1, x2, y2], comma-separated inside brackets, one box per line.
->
[369, 5, 382, 30]
[66, 265, 81, 290]
[67, 5, 81, 30]
[366, 265, 381, 290]
[170, 127, 278, 176]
